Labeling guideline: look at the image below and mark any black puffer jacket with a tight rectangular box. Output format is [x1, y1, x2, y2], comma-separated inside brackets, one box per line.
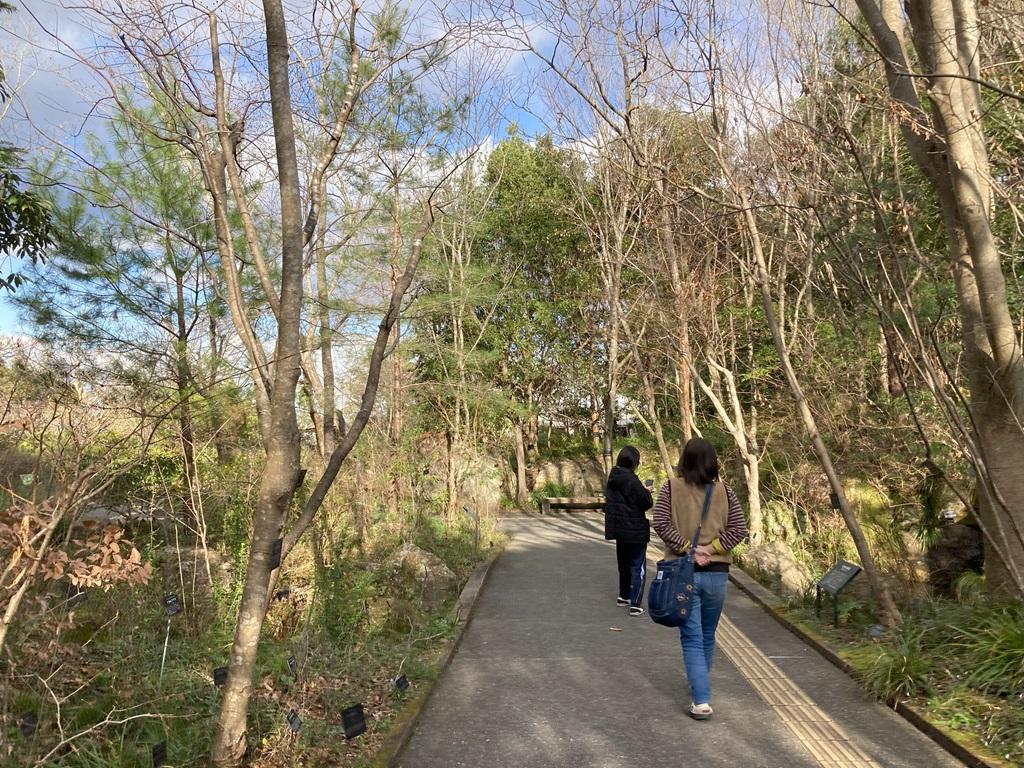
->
[603, 466, 654, 543]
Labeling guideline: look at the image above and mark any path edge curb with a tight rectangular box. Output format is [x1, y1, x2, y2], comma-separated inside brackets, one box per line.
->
[729, 566, 1005, 768]
[371, 546, 504, 768]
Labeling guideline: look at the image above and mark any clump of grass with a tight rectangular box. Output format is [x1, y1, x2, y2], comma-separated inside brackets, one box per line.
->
[826, 595, 1024, 767]
[954, 571, 986, 604]
[855, 624, 935, 700]
[987, 697, 1024, 765]
[957, 602, 1024, 696]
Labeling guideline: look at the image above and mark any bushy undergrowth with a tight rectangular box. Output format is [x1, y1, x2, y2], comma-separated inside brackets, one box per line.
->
[528, 481, 573, 507]
[830, 597, 1024, 765]
[1, 504, 502, 767]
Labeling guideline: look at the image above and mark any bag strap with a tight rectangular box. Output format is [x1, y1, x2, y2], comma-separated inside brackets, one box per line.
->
[686, 483, 716, 562]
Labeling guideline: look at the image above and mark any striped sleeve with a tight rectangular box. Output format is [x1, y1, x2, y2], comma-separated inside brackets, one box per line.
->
[710, 485, 748, 554]
[652, 481, 687, 553]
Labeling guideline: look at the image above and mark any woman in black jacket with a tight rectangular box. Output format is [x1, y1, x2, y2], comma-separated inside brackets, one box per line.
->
[604, 446, 654, 616]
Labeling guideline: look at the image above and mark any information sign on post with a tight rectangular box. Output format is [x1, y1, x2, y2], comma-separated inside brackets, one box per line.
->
[815, 560, 862, 625]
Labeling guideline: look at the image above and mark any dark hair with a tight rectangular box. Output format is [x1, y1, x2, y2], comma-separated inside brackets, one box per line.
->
[678, 438, 718, 485]
[615, 446, 641, 470]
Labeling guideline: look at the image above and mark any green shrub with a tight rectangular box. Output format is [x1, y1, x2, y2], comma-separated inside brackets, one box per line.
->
[317, 558, 382, 645]
[412, 514, 496, 577]
[528, 481, 573, 507]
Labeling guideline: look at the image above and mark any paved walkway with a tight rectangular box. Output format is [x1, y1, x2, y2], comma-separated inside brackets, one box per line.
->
[397, 515, 965, 768]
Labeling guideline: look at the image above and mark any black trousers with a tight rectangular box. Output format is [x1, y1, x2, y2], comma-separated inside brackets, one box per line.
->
[615, 540, 648, 606]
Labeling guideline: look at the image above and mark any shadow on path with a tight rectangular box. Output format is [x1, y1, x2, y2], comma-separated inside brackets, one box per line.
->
[397, 518, 964, 768]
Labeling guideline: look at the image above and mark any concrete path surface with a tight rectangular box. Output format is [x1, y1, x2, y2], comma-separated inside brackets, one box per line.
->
[397, 515, 965, 768]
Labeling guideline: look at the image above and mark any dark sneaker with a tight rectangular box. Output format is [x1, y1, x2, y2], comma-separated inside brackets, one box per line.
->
[616, 597, 629, 606]
[628, 606, 645, 616]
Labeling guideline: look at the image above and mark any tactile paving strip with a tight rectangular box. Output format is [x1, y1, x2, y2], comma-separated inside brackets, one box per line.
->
[717, 616, 882, 768]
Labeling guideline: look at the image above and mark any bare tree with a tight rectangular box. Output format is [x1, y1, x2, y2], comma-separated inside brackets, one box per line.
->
[849, 0, 1024, 594]
[23, 0, 460, 761]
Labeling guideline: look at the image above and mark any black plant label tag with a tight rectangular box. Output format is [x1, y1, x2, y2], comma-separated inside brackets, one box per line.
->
[342, 703, 366, 739]
[162, 595, 183, 616]
[19, 711, 38, 738]
[213, 666, 228, 686]
[152, 740, 167, 766]
[268, 539, 282, 570]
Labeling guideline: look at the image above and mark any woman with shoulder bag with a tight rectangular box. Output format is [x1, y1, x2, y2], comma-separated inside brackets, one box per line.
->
[603, 446, 654, 616]
[652, 438, 748, 720]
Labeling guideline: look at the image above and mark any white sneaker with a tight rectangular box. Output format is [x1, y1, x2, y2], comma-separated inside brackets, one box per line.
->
[628, 606, 645, 616]
[689, 703, 713, 720]
[616, 597, 629, 606]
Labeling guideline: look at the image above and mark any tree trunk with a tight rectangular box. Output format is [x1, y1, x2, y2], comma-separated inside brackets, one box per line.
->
[445, 428, 459, 521]
[855, 0, 1024, 595]
[655, 174, 694, 444]
[619, 312, 674, 474]
[211, 0, 305, 760]
[525, 388, 539, 492]
[715, 147, 900, 623]
[386, 166, 405, 518]
[317, 209, 338, 457]
[692, 357, 764, 544]
[171, 264, 212, 586]
[513, 422, 529, 508]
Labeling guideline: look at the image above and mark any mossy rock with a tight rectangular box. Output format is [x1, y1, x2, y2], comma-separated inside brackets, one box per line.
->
[843, 479, 891, 524]
[62, 620, 111, 646]
[762, 500, 801, 542]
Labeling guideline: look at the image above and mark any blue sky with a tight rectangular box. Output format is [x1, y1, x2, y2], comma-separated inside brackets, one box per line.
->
[0, 297, 21, 334]
[0, 0, 558, 338]
[2, 0, 723, 340]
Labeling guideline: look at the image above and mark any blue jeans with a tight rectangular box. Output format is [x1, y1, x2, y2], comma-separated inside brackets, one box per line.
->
[615, 541, 647, 606]
[678, 571, 729, 705]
